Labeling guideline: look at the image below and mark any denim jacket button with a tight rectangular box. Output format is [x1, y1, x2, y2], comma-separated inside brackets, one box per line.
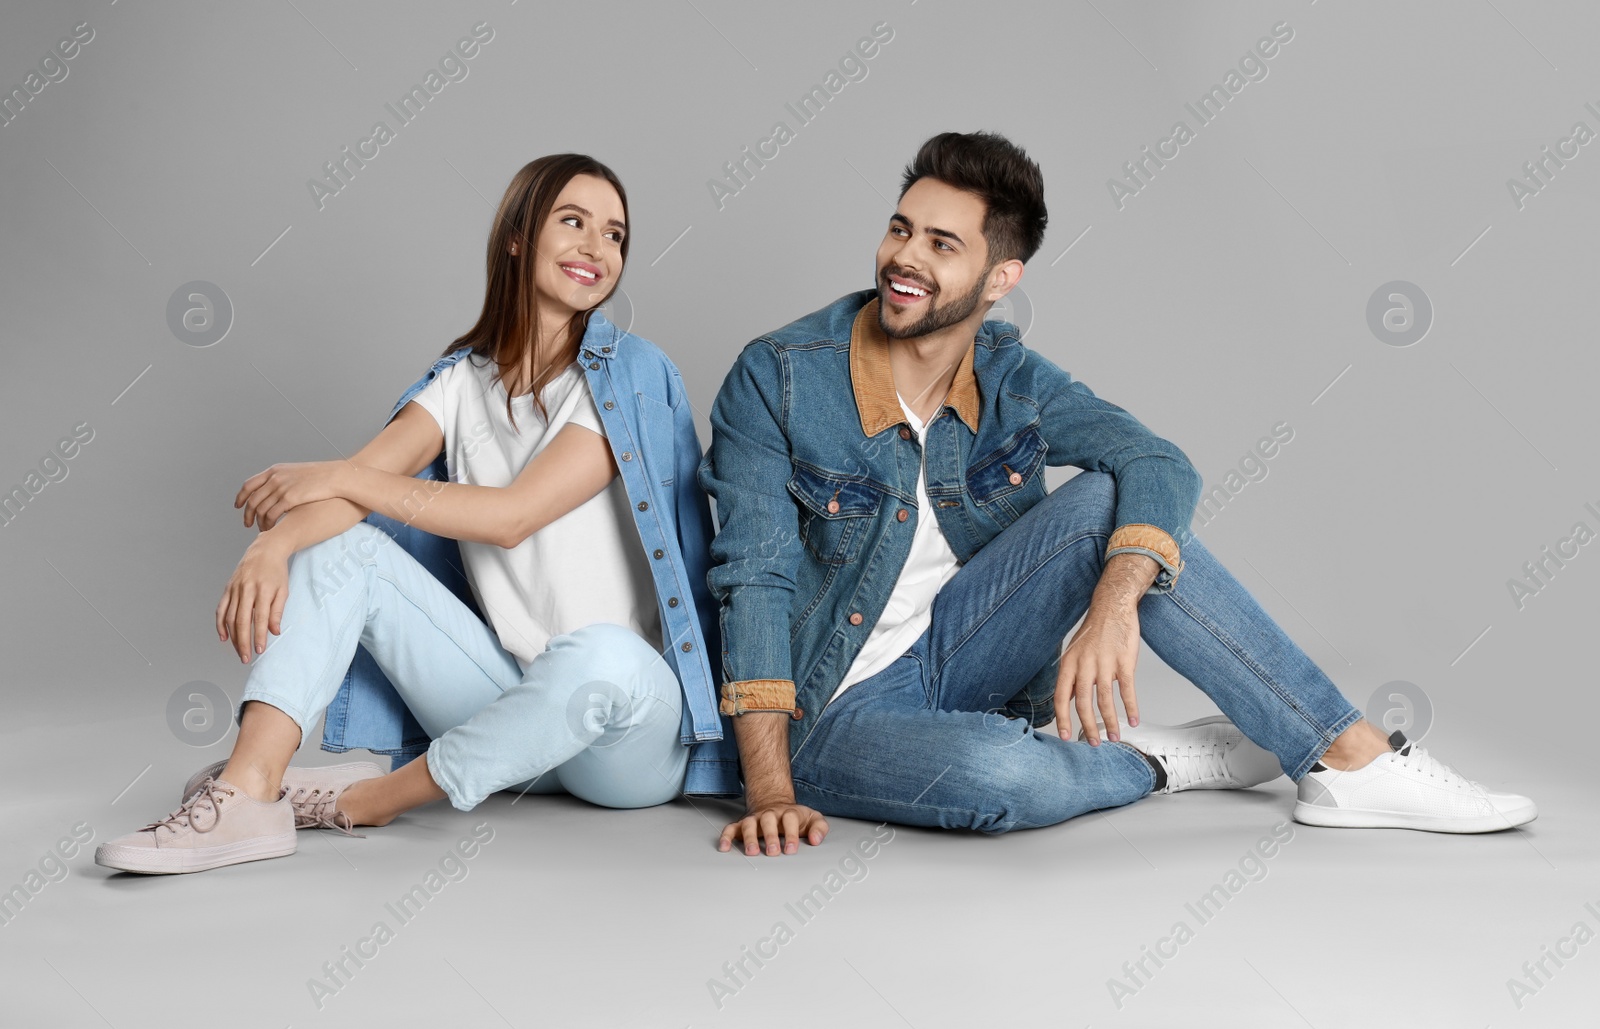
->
[637, 501, 649, 511]
[899, 427, 911, 440]
[589, 362, 600, 370]
[604, 400, 615, 410]
[1009, 472, 1023, 485]
[896, 509, 908, 522]
[826, 500, 839, 513]
[653, 548, 665, 559]
[791, 707, 804, 720]
[668, 596, 679, 607]
[849, 612, 863, 625]
[622, 452, 633, 461]
[681, 642, 693, 652]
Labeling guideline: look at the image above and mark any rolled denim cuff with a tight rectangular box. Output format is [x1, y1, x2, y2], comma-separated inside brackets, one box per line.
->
[1106, 522, 1185, 594]
[719, 679, 797, 717]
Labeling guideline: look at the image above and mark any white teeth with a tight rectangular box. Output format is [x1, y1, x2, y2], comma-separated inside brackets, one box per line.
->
[891, 280, 927, 296]
[564, 265, 597, 280]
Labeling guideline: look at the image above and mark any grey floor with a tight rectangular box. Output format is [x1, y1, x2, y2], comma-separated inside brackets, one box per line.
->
[4, 654, 1592, 1029]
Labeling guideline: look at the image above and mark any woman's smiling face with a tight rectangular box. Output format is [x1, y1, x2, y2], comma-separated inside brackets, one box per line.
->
[527, 173, 627, 316]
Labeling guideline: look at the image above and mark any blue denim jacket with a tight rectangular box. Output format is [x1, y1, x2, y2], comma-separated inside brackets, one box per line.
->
[697, 290, 1204, 754]
[317, 310, 743, 798]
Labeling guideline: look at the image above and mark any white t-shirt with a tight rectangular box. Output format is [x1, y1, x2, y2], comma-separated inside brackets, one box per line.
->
[830, 394, 962, 702]
[409, 351, 662, 671]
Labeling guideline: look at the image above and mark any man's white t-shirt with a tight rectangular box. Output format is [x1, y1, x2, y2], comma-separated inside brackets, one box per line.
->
[830, 394, 962, 702]
[410, 351, 662, 671]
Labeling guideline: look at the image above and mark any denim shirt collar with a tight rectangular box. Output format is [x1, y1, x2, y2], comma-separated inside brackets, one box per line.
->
[848, 295, 982, 437]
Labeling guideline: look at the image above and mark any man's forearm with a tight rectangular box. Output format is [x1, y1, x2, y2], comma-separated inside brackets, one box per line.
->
[733, 712, 796, 808]
[1088, 552, 1160, 616]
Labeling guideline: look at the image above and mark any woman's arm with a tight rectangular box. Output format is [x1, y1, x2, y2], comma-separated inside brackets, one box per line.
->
[339, 422, 619, 549]
[237, 412, 619, 551]
[217, 402, 442, 662]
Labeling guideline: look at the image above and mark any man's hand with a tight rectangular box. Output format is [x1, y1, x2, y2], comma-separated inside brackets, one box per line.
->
[1056, 607, 1141, 745]
[719, 800, 830, 856]
[237, 461, 349, 530]
[1055, 552, 1160, 745]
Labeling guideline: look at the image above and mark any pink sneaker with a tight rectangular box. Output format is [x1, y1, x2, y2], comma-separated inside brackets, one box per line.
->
[182, 760, 385, 834]
[95, 780, 296, 874]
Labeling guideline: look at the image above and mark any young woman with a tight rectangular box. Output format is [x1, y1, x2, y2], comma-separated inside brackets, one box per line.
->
[97, 154, 739, 874]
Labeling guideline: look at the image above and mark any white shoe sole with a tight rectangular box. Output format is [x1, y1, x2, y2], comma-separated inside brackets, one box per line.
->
[1292, 797, 1537, 833]
[94, 831, 298, 874]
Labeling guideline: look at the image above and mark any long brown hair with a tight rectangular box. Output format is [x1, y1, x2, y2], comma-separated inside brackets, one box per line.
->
[443, 154, 630, 428]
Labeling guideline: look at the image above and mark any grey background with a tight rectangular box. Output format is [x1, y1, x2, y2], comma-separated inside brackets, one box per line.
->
[2, 1, 1596, 1026]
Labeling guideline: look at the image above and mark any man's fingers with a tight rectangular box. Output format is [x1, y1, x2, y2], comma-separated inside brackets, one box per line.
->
[1098, 676, 1121, 742]
[806, 813, 830, 845]
[1121, 663, 1140, 728]
[780, 810, 801, 855]
[758, 811, 781, 856]
[1074, 668, 1099, 745]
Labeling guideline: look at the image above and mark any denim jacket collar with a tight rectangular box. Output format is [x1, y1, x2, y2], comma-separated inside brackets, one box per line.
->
[849, 296, 981, 437]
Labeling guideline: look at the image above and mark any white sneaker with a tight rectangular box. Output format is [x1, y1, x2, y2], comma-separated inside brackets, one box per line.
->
[1082, 714, 1284, 794]
[182, 759, 384, 833]
[1293, 730, 1536, 833]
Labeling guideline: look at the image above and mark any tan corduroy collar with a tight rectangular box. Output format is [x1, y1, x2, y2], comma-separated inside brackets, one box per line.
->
[848, 296, 981, 438]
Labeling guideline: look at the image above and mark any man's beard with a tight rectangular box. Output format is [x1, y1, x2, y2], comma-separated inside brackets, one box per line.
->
[877, 267, 989, 340]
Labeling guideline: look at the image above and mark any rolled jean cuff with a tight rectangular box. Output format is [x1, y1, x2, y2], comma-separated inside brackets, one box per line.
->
[237, 689, 315, 749]
[719, 679, 796, 716]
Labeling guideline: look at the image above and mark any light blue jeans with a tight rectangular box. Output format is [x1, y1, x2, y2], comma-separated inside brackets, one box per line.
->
[239, 522, 689, 810]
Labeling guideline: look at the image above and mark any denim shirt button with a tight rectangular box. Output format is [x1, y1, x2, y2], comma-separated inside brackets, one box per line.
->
[637, 501, 649, 511]
[899, 427, 911, 440]
[622, 452, 633, 461]
[681, 642, 693, 652]
[668, 597, 679, 607]
[896, 509, 908, 522]
[589, 362, 600, 370]
[604, 400, 615, 410]
[849, 612, 863, 625]
[653, 548, 665, 559]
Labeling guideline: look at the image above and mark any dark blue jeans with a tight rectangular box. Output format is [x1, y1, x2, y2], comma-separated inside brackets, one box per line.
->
[788, 470, 1363, 833]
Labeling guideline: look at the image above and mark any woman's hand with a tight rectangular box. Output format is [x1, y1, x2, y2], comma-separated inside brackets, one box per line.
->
[216, 536, 292, 663]
[236, 460, 348, 530]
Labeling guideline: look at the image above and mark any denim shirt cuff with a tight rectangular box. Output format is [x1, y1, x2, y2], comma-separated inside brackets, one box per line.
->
[1106, 522, 1184, 594]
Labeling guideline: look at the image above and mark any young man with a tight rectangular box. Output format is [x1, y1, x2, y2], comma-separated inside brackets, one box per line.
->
[698, 130, 1537, 857]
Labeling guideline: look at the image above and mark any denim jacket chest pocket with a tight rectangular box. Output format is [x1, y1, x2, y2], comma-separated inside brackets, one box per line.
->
[788, 461, 883, 565]
[966, 423, 1049, 525]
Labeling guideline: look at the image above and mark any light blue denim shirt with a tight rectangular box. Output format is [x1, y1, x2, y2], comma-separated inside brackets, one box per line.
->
[317, 310, 742, 798]
[698, 289, 1204, 754]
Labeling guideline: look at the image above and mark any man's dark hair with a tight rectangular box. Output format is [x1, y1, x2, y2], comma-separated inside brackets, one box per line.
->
[899, 131, 1048, 265]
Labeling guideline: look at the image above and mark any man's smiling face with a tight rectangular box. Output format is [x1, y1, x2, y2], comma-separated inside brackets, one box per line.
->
[874, 177, 996, 340]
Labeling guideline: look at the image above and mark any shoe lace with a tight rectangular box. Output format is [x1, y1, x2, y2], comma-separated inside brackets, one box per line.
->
[143, 778, 232, 835]
[286, 786, 364, 838]
[1160, 743, 1231, 789]
[1392, 743, 1482, 792]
